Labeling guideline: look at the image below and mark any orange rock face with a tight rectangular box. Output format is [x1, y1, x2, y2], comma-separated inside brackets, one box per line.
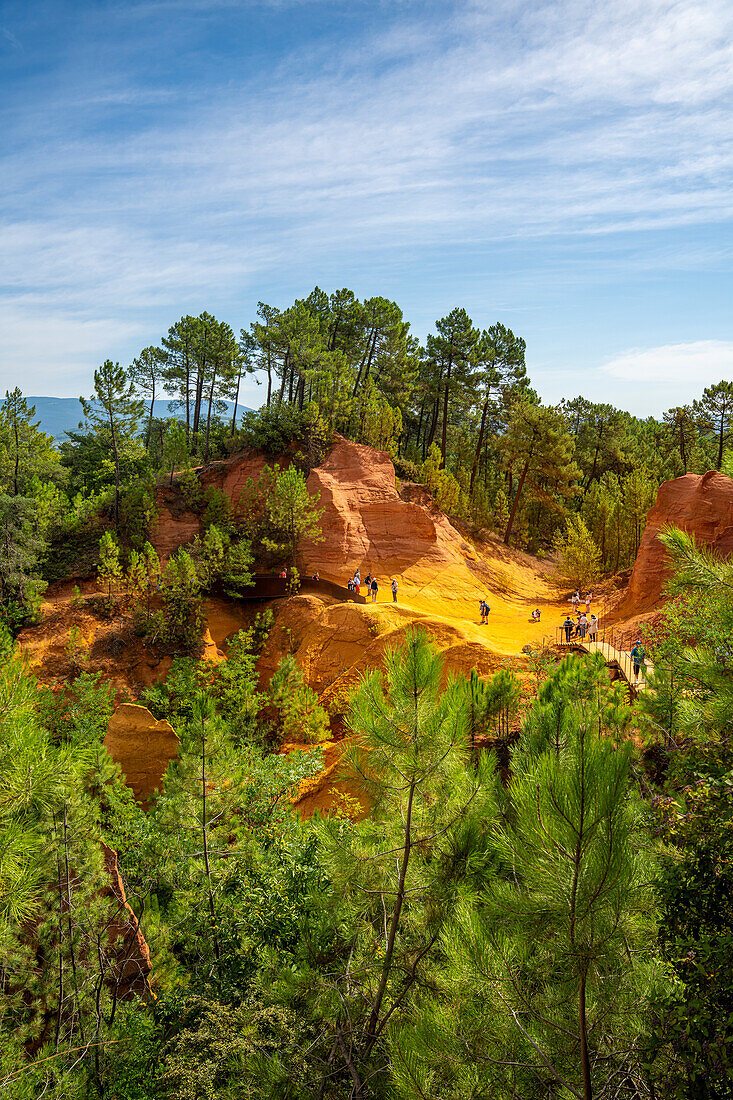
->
[618, 470, 733, 617]
[105, 703, 180, 805]
[299, 436, 475, 587]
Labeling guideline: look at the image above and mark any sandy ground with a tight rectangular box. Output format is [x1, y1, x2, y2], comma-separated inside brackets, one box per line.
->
[18, 543, 627, 821]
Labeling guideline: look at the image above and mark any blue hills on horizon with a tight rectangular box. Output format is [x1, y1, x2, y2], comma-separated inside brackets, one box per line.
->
[27, 396, 251, 441]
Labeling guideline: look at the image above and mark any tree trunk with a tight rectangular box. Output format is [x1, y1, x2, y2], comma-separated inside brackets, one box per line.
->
[440, 357, 453, 463]
[352, 327, 376, 397]
[146, 381, 156, 452]
[425, 392, 441, 456]
[469, 392, 490, 492]
[13, 416, 19, 496]
[107, 399, 121, 529]
[579, 970, 593, 1100]
[362, 777, 416, 1065]
[277, 352, 289, 406]
[504, 456, 531, 544]
[200, 720, 221, 971]
[204, 366, 217, 463]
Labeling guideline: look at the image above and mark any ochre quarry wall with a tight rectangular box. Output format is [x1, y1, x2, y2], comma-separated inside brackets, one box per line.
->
[618, 470, 733, 617]
[105, 703, 179, 805]
[298, 436, 479, 593]
[149, 437, 482, 604]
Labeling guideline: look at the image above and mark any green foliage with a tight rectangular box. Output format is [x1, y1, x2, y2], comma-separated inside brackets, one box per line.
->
[157, 548, 205, 652]
[269, 654, 330, 743]
[552, 512, 602, 589]
[394, 652, 658, 1100]
[189, 523, 254, 598]
[119, 473, 156, 548]
[236, 402, 333, 471]
[0, 388, 62, 496]
[500, 397, 580, 545]
[295, 629, 499, 1093]
[243, 463, 324, 568]
[0, 491, 48, 627]
[97, 529, 122, 606]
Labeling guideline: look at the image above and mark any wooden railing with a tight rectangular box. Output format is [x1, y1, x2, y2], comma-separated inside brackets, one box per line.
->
[238, 574, 366, 604]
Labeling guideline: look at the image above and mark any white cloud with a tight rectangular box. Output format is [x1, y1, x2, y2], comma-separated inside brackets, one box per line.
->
[600, 340, 733, 388]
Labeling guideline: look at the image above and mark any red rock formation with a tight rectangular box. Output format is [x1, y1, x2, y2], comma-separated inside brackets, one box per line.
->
[618, 470, 733, 617]
[101, 844, 152, 999]
[299, 436, 475, 583]
[105, 703, 179, 805]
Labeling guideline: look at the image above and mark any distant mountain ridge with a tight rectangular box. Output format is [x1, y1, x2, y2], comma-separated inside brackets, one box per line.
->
[27, 396, 250, 441]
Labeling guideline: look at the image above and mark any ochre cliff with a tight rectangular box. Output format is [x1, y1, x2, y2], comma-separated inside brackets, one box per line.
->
[104, 703, 180, 805]
[298, 437, 477, 592]
[617, 470, 733, 617]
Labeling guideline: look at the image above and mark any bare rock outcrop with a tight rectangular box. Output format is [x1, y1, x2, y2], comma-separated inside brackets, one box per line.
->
[299, 436, 475, 586]
[618, 470, 733, 617]
[105, 703, 179, 805]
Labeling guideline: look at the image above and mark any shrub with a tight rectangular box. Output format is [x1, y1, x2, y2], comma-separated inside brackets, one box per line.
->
[269, 654, 330, 743]
[393, 456, 421, 482]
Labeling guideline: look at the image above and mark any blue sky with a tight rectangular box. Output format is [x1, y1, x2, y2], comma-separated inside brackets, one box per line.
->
[1, 0, 731, 416]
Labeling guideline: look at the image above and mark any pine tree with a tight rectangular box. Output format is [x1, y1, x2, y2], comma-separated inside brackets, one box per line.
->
[394, 653, 657, 1100]
[269, 654, 330, 743]
[129, 345, 166, 450]
[693, 380, 733, 470]
[306, 628, 497, 1095]
[0, 388, 61, 495]
[97, 531, 122, 607]
[262, 465, 324, 569]
[500, 399, 580, 545]
[553, 514, 602, 590]
[81, 360, 143, 527]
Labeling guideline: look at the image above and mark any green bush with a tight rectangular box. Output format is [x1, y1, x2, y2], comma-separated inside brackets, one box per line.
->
[235, 404, 333, 471]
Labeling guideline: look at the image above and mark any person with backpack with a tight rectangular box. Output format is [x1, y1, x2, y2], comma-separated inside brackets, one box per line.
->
[365, 572, 372, 590]
[630, 639, 646, 683]
[562, 615, 574, 643]
[391, 578, 398, 602]
[370, 577, 379, 603]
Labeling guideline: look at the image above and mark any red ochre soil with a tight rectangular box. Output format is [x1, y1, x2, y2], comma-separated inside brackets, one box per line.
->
[616, 469, 733, 620]
[32, 438, 723, 819]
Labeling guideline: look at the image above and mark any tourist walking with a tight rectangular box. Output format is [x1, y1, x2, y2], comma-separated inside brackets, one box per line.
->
[571, 590, 580, 612]
[577, 612, 588, 639]
[562, 616, 574, 643]
[391, 578, 398, 602]
[630, 639, 646, 683]
[370, 577, 378, 603]
[588, 614, 598, 640]
[585, 592, 593, 613]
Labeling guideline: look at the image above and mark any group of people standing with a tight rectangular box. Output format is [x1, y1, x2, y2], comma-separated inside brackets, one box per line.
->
[348, 569, 399, 603]
[561, 589, 599, 642]
[562, 610, 599, 642]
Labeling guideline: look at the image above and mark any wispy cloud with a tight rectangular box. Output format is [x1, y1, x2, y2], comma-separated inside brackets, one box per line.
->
[0, 0, 732, 402]
[600, 340, 733, 389]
